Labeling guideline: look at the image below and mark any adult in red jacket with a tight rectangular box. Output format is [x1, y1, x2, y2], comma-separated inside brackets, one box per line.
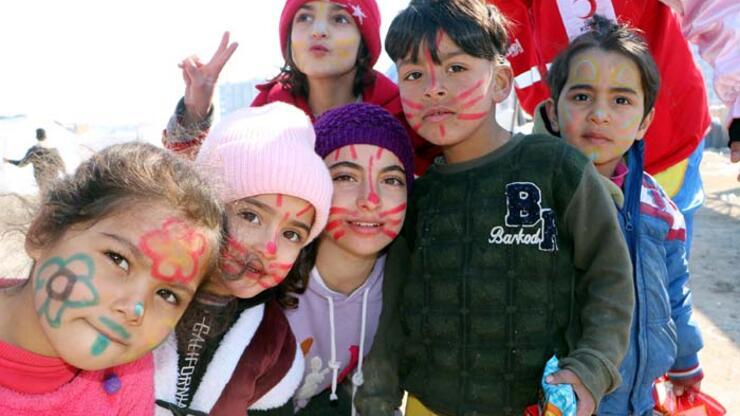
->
[490, 0, 739, 254]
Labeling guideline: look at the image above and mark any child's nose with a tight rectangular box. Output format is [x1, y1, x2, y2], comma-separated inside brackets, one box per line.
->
[113, 296, 146, 326]
[357, 183, 381, 210]
[311, 20, 328, 39]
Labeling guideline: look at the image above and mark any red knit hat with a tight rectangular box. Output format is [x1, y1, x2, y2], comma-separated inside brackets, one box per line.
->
[279, 0, 382, 68]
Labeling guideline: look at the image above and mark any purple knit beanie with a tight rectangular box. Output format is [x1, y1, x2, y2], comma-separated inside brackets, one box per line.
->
[314, 103, 414, 189]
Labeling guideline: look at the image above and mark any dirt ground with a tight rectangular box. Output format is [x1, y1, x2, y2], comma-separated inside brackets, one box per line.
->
[687, 149, 740, 413]
[0, 149, 738, 413]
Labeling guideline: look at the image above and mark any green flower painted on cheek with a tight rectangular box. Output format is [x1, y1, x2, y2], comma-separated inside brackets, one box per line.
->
[34, 254, 99, 328]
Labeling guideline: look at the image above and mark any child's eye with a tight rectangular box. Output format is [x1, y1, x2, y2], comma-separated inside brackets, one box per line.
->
[333, 174, 357, 183]
[157, 288, 180, 306]
[447, 64, 466, 74]
[382, 177, 405, 187]
[403, 71, 422, 81]
[615, 96, 631, 105]
[283, 230, 303, 243]
[333, 14, 351, 24]
[105, 251, 130, 272]
[573, 93, 590, 102]
[295, 12, 313, 23]
[238, 210, 261, 225]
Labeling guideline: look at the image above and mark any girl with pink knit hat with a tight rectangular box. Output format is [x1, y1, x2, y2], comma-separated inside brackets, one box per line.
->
[162, 0, 434, 174]
[154, 102, 334, 415]
[252, 102, 414, 415]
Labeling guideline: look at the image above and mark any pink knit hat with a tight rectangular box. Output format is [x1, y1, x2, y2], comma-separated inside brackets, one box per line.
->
[195, 102, 333, 243]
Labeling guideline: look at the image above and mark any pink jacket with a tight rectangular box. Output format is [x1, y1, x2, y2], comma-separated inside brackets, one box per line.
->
[0, 353, 154, 416]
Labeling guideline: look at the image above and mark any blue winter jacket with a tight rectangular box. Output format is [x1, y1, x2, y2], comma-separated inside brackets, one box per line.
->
[597, 142, 704, 415]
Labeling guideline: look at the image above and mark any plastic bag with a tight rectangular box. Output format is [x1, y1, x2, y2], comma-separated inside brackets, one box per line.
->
[653, 377, 726, 416]
[523, 356, 577, 416]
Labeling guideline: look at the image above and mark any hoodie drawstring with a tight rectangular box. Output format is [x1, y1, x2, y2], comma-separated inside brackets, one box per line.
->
[325, 287, 370, 411]
[326, 295, 340, 401]
[351, 288, 370, 416]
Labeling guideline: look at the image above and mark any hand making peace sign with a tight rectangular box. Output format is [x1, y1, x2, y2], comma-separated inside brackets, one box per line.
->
[179, 31, 239, 124]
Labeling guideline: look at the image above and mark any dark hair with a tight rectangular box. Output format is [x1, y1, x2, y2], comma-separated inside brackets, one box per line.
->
[36, 128, 47, 141]
[278, 241, 318, 309]
[274, 25, 375, 100]
[386, 0, 509, 65]
[26, 142, 226, 277]
[547, 14, 660, 118]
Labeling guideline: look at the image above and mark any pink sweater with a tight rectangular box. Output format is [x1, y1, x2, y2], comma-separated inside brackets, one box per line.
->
[0, 351, 155, 415]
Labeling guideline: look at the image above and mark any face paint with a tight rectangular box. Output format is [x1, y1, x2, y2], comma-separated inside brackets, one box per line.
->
[555, 48, 650, 177]
[34, 254, 99, 328]
[139, 218, 207, 285]
[397, 33, 501, 152]
[134, 302, 144, 318]
[290, 0, 361, 80]
[324, 145, 408, 257]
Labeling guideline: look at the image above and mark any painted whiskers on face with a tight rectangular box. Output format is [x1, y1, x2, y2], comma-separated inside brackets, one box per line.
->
[397, 32, 500, 151]
[220, 194, 314, 294]
[325, 145, 407, 250]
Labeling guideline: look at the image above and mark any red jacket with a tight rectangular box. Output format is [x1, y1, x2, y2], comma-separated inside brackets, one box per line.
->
[252, 70, 437, 175]
[492, 0, 710, 174]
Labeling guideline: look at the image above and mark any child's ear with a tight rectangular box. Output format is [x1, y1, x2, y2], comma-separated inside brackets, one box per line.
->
[491, 62, 514, 103]
[635, 107, 656, 141]
[544, 99, 560, 133]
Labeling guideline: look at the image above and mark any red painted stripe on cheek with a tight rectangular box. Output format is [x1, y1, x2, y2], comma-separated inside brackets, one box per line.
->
[332, 230, 346, 240]
[382, 228, 398, 239]
[454, 80, 484, 101]
[402, 98, 423, 110]
[457, 112, 487, 121]
[379, 203, 407, 217]
[325, 219, 342, 232]
[460, 95, 484, 110]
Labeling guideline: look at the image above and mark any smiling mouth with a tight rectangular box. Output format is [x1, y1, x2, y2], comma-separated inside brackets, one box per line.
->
[347, 220, 384, 235]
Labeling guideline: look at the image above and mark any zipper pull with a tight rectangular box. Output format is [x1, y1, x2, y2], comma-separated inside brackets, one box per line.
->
[625, 211, 633, 232]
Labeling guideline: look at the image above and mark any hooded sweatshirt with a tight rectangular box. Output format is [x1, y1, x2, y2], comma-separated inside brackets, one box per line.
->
[285, 255, 385, 411]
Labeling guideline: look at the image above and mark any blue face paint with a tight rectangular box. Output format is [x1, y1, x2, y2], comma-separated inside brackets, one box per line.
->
[134, 302, 144, 318]
[99, 316, 131, 340]
[91, 334, 110, 356]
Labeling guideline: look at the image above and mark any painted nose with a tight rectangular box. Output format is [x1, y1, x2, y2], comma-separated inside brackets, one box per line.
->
[311, 21, 328, 39]
[114, 297, 145, 326]
[358, 183, 381, 211]
[589, 103, 610, 125]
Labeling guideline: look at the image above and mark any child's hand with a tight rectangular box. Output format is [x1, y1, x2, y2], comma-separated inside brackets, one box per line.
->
[671, 379, 701, 397]
[179, 31, 238, 124]
[546, 369, 595, 416]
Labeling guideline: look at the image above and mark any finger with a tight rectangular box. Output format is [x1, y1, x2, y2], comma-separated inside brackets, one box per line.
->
[546, 370, 578, 385]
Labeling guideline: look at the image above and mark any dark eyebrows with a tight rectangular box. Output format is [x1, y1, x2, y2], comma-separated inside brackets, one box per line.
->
[567, 84, 595, 92]
[380, 165, 406, 176]
[241, 197, 276, 214]
[328, 161, 362, 171]
[288, 219, 312, 235]
[398, 48, 467, 68]
[100, 232, 145, 263]
[610, 87, 639, 95]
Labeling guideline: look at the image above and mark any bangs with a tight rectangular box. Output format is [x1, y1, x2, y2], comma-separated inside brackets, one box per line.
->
[385, 0, 508, 64]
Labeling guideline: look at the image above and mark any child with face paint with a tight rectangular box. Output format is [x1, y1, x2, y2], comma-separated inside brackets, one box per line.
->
[538, 16, 704, 416]
[355, 1, 636, 415]
[163, 0, 434, 175]
[0, 143, 224, 415]
[252, 103, 413, 415]
[154, 102, 334, 415]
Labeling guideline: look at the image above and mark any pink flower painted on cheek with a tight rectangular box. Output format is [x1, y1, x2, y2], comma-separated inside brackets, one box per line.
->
[139, 218, 207, 285]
